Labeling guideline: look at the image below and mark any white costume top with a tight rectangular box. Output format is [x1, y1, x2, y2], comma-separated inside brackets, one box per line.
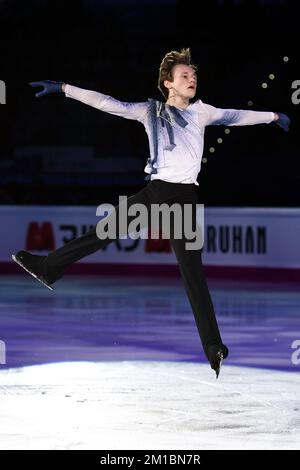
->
[65, 84, 275, 186]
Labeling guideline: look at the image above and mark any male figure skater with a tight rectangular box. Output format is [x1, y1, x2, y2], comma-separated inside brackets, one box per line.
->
[12, 48, 290, 378]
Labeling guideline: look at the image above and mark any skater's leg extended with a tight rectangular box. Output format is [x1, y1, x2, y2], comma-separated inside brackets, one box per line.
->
[13, 186, 151, 286]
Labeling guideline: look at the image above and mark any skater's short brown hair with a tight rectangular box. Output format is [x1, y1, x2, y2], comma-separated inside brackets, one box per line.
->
[158, 47, 197, 100]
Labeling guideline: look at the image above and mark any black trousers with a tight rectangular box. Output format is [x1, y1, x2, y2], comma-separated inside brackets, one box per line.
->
[43, 179, 225, 360]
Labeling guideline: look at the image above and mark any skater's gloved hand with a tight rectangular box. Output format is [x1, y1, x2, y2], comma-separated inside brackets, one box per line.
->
[274, 112, 291, 132]
[29, 80, 64, 98]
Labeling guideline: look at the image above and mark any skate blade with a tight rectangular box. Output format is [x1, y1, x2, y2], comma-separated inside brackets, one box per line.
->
[12, 254, 54, 291]
[215, 353, 223, 379]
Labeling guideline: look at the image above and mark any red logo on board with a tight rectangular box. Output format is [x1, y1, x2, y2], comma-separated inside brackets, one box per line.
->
[26, 222, 55, 251]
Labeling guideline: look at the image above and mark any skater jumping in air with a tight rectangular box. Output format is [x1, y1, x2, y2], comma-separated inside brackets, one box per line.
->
[12, 48, 290, 378]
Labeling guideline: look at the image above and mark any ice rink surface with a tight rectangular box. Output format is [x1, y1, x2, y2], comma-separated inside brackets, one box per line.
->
[0, 275, 299, 449]
[1, 361, 300, 450]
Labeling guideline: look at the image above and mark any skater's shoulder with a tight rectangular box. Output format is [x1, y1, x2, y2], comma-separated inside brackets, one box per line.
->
[191, 98, 204, 108]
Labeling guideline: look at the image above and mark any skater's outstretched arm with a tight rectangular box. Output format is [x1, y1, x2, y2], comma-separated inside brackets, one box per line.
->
[29, 80, 148, 122]
[202, 101, 290, 131]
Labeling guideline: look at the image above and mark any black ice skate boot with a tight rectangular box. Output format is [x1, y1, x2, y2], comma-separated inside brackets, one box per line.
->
[208, 344, 229, 379]
[12, 250, 54, 291]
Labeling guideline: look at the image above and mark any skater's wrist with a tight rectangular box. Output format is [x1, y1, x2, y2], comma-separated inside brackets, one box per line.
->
[274, 112, 291, 131]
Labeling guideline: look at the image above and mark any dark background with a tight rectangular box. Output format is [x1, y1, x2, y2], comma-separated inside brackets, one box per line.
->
[0, 0, 299, 206]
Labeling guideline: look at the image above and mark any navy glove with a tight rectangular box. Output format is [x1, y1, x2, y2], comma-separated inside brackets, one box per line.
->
[29, 80, 64, 98]
[275, 112, 290, 132]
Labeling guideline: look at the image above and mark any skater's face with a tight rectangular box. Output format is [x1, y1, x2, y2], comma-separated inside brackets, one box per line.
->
[164, 64, 197, 100]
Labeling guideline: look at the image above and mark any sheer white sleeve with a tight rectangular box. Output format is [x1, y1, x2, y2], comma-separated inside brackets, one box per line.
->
[64, 84, 148, 122]
[203, 102, 275, 126]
